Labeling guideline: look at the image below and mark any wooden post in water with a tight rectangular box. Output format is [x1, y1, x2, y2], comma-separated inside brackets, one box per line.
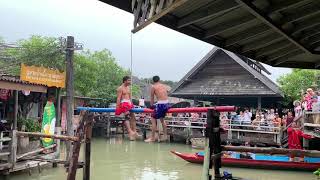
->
[202, 109, 214, 180]
[67, 112, 85, 180]
[211, 110, 221, 180]
[83, 113, 93, 180]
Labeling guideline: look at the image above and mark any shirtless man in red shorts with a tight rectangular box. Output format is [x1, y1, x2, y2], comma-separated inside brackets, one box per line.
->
[115, 76, 137, 140]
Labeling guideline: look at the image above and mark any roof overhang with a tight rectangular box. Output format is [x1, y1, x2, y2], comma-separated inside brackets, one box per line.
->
[100, 0, 320, 69]
[0, 80, 47, 93]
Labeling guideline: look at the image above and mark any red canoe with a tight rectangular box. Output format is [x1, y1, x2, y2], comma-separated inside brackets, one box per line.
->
[170, 150, 320, 171]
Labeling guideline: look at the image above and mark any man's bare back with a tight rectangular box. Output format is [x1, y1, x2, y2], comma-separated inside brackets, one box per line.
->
[152, 83, 168, 102]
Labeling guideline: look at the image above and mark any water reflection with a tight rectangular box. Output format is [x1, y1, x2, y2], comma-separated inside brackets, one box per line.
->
[8, 137, 316, 180]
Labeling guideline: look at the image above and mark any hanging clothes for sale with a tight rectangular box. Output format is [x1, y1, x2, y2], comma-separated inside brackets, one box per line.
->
[0, 89, 11, 101]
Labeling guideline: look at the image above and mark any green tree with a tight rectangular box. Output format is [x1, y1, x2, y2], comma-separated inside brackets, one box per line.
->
[1, 36, 140, 103]
[2, 35, 64, 75]
[277, 69, 320, 102]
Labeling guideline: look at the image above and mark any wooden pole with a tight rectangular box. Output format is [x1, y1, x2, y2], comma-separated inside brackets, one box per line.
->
[66, 36, 75, 162]
[222, 145, 320, 157]
[202, 109, 214, 180]
[257, 96, 261, 109]
[16, 131, 79, 142]
[13, 90, 18, 130]
[67, 111, 85, 180]
[83, 113, 93, 180]
[211, 110, 221, 180]
[9, 130, 17, 167]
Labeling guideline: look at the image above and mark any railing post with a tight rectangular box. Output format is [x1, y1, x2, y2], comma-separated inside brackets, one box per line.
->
[9, 130, 17, 168]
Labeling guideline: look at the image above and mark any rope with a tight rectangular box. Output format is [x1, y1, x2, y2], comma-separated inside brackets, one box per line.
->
[130, 32, 133, 100]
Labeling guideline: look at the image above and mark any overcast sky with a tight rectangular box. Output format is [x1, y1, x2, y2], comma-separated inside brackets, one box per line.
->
[0, 0, 291, 82]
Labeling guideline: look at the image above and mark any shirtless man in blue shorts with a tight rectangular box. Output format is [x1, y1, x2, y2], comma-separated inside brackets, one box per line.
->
[145, 76, 170, 142]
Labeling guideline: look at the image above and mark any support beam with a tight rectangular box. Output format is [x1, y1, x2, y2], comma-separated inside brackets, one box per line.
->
[271, 50, 304, 65]
[292, 15, 320, 35]
[255, 40, 292, 58]
[235, 0, 312, 54]
[242, 34, 283, 53]
[283, 5, 320, 23]
[300, 27, 320, 41]
[177, 0, 240, 28]
[267, 48, 302, 62]
[270, 0, 313, 12]
[261, 45, 298, 61]
[132, 0, 188, 33]
[311, 41, 320, 51]
[205, 16, 257, 38]
[308, 36, 320, 45]
[315, 62, 320, 69]
[225, 25, 271, 46]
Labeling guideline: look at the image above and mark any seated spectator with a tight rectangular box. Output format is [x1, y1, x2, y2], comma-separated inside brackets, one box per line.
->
[242, 109, 252, 125]
[273, 113, 281, 127]
[252, 114, 262, 130]
[220, 113, 229, 129]
[286, 112, 294, 127]
[191, 113, 199, 122]
[238, 111, 246, 123]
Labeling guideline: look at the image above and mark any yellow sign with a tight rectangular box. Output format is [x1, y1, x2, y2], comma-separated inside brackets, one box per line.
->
[20, 64, 66, 88]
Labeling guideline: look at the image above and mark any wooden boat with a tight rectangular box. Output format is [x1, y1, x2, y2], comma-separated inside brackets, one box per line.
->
[171, 150, 320, 171]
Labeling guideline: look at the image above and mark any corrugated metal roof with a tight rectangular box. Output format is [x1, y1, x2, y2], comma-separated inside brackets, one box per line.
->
[100, 0, 320, 69]
[0, 75, 47, 87]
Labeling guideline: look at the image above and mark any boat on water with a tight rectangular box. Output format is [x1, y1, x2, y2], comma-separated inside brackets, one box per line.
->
[171, 150, 320, 171]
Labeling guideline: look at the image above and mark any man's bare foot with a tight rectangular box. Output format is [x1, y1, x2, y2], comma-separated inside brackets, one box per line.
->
[160, 135, 168, 142]
[144, 138, 155, 142]
[135, 132, 142, 137]
[129, 132, 136, 141]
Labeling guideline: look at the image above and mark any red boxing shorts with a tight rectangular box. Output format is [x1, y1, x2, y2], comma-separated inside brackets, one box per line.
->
[115, 101, 134, 116]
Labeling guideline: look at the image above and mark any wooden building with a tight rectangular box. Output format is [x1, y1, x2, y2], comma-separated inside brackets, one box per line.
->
[170, 48, 283, 108]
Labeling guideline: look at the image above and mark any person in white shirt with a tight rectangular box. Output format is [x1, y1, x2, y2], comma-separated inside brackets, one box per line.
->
[243, 109, 252, 125]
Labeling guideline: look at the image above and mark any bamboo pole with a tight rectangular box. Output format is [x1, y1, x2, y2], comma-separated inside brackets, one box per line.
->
[222, 145, 320, 157]
[16, 131, 79, 142]
[17, 144, 56, 160]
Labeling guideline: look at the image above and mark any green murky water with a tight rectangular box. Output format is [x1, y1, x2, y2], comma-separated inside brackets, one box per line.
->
[8, 137, 316, 180]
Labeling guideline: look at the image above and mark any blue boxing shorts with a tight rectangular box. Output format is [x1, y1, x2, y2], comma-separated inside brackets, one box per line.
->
[152, 100, 170, 119]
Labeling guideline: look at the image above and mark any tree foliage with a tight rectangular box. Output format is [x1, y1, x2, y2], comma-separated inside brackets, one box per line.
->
[277, 69, 320, 102]
[140, 77, 177, 88]
[1, 36, 140, 103]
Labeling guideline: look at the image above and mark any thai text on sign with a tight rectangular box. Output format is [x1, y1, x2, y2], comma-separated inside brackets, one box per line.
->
[20, 63, 66, 88]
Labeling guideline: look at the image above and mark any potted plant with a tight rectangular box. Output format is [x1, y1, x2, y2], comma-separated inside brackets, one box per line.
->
[17, 118, 41, 154]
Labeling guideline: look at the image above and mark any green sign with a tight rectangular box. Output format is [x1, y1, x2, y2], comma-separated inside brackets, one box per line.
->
[41, 101, 56, 147]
